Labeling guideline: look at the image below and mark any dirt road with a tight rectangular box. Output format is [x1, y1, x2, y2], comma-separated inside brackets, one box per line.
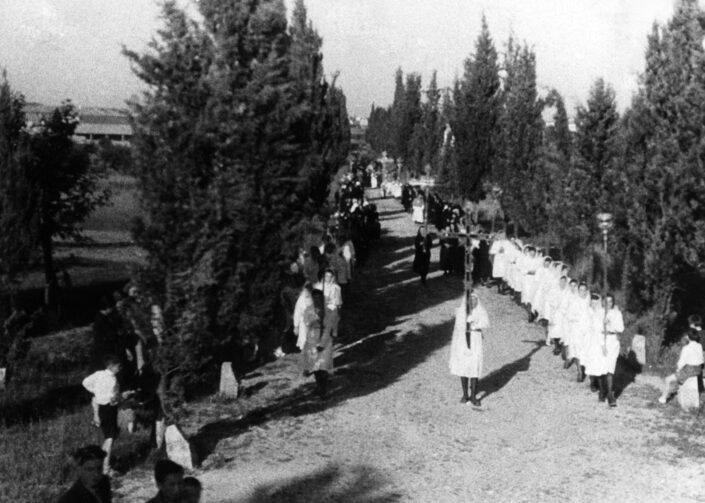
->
[117, 197, 705, 503]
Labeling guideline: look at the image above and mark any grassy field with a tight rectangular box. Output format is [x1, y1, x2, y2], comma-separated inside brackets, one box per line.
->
[0, 173, 147, 503]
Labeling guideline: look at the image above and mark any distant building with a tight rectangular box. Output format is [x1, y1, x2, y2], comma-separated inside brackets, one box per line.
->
[24, 103, 133, 144]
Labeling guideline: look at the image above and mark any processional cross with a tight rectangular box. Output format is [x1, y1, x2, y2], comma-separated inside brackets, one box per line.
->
[418, 174, 474, 349]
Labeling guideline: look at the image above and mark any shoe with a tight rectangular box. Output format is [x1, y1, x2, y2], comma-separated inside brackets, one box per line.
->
[563, 359, 573, 370]
[460, 396, 469, 404]
[598, 393, 606, 402]
[608, 393, 617, 407]
[469, 397, 481, 406]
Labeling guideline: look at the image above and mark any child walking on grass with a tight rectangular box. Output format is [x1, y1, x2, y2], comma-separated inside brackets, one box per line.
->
[82, 354, 132, 475]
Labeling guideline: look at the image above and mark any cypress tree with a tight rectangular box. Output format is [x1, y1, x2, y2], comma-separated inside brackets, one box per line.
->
[451, 16, 501, 200]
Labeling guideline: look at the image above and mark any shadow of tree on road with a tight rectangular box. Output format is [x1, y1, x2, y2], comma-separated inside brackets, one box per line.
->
[478, 340, 544, 404]
[233, 463, 403, 503]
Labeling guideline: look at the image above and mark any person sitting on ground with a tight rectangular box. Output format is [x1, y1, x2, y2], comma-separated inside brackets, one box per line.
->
[182, 477, 202, 503]
[147, 459, 184, 503]
[58, 445, 112, 503]
[658, 315, 705, 404]
[82, 354, 133, 475]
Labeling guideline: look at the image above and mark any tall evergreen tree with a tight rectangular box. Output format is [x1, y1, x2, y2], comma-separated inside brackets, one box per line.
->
[126, 0, 348, 402]
[390, 67, 405, 161]
[623, 0, 705, 343]
[451, 16, 501, 200]
[401, 72, 423, 176]
[495, 39, 545, 234]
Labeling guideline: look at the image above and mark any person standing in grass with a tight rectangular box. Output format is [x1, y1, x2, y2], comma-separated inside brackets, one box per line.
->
[82, 355, 131, 475]
[58, 445, 112, 503]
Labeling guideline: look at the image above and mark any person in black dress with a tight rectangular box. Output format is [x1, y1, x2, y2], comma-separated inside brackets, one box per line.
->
[412, 226, 433, 285]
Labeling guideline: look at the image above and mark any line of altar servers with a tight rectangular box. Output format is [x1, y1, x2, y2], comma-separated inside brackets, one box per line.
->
[488, 231, 625, 407]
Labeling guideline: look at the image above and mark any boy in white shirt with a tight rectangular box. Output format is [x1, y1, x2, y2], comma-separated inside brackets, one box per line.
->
[82, 354, 130, 474]
[658, 315, 704, 404]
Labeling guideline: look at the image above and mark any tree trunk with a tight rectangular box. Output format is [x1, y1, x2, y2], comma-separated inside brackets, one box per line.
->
[40, 221, 58, 309]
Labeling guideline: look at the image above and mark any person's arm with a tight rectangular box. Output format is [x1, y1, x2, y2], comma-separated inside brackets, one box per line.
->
[676, 345, 688, 371]
[91, 396, 100, 425]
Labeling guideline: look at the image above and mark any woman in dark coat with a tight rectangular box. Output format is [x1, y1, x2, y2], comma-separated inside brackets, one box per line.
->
[412, 226, 433, 285]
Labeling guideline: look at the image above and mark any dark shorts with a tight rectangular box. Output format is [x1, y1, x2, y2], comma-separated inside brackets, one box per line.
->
[98, 404, 119, 439]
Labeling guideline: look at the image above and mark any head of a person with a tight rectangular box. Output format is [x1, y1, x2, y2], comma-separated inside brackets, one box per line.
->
[590, 293, 601, 308]
[578, 282, 588, 298]
[559, 275, 568, 288]
[688, 314, 702, 331]
[470, 293, 479, 310]
[417, 226, 426, 237]
[324, 242, 336, 255]
[605, 294, 616, 310]
[128, 285, 141, 300]
[103, 354, 121, 374]
[562, 265, 570, 274]
[529, 247, 536, 257]
[569, 279, 578, 293]
[323, 268, 335, 284]
[182, 477, 202, 503]
[154, 459, 184, 500]
[543, 257, 552, 267]
[72, 445, 106, 489]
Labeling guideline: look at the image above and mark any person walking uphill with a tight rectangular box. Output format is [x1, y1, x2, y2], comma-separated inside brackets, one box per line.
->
[413, 226, 433, 286]
[301, 281, 335, 400]
[449, 292, 490, 406]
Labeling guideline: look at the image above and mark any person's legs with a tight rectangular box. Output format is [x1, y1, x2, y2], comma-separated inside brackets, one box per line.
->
[102, 438, 113, 474]
[589, 375, 599, 393]
[598, 374, 607, 402]
[606, 372, 616, 407]
[460, 377, 469, 402]
[576, 359, 585, 382]
[659, 374, 678, 403]
[314, 371, 329, 398]
[469, 377, 480, 406]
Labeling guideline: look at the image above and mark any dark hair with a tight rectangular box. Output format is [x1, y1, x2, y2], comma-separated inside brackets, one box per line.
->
[578, 282, 588, 289]
[590, 293, 601, 301]
[103, 354, 120, 368]
[154, 459, 184, 485]
[560, 275, 568, 281]
[569, 279, 578, 285]
[183, 477, 202, 490]
[544, 257, 552, 263]
[688, 314, 702, 328]
[324, 243, 336, 254]
[72, 445, 106, 465]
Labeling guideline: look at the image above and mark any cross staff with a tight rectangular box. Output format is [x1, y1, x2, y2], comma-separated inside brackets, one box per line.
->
[426, 199, 475, 349]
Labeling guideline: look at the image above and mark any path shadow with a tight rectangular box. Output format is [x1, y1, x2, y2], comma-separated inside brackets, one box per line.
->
[191, 197, 463, 461]
[238, 463, 402, 503]
[0, 383, 88, 427]
[478, 340, 544, 404]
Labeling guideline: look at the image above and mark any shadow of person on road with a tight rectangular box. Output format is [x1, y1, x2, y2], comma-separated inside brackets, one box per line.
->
[478, 340, 544, 404]
[240, 463, 403, 503]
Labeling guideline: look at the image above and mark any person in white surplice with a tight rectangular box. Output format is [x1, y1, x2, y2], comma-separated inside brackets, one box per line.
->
[449, 292, 490, 406]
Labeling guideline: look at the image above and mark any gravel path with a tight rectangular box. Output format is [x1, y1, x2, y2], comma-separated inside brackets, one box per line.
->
[117, 197, 705, 503]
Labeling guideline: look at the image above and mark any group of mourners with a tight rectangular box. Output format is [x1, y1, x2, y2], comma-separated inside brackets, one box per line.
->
[448, 228, 705, 410]
[285, 170, 381, 400]
[83, 284, 166, 476]
[485, 232, 625, 407]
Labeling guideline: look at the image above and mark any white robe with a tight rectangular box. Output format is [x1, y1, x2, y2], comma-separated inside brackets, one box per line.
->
[293, 291, 313, 350]
[449, 297, 490, 378]
[521, 255, 542, 304]
[532, 265, 554, 317]
[584, 306, 608, 376]
[547, 284, 569, 339]
[604, 307, 624, 374]
[565, 294, 591, 360]
[489, 239, 509, 279]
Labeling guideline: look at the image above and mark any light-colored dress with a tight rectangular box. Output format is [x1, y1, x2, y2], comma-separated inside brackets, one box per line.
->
[547, 283, 568, 340]
[293, 289, 313, 350]
[604, 307, 624, 374]
[489, 239, 509, 279]
[449, 297, 491, 378]
[566, 295, 591, 361]
[584, 306, 608, 376]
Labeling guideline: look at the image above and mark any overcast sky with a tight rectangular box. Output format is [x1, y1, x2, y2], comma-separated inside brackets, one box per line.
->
[0, 0, 692, 118]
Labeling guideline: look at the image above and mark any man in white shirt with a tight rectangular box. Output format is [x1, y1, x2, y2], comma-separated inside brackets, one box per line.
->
[322, 269, 343, 341]
[658, 314, 704, 404]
